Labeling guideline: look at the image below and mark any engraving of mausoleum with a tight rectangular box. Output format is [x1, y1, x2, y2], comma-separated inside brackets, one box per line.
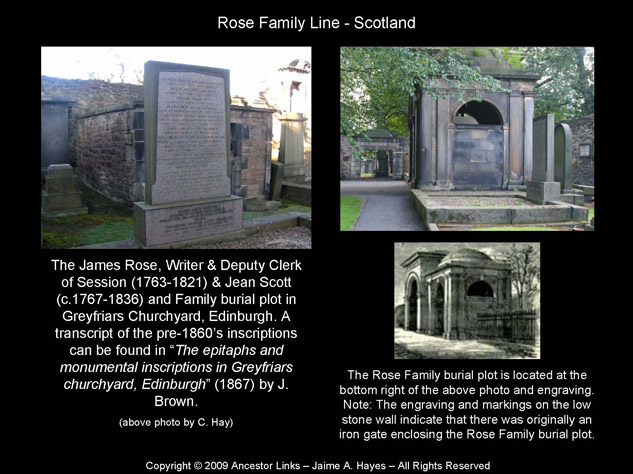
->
[400, 249, 513, 340]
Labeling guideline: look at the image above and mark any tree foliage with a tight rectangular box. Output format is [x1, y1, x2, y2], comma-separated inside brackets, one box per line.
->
[504, 244, 540, 310]
[522, 47, 594, 119]
[340, 47, 505, 137]
[340, 46, 595, 139]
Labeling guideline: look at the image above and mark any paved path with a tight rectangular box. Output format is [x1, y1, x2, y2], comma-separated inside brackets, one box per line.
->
[340, 180, 425, 231]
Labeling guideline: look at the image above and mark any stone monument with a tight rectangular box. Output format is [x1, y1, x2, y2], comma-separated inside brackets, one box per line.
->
[134, 61, 243, 248]
[41, 164, 88, 219]
[278, 112, 307, 183]
[526, 114, 560, 204]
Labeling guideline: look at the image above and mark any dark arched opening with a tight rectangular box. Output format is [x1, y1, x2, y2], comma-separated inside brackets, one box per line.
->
[407, 279, 418, 331]
[434, 283, 444, 335]
[455, 100, 503, 126]
[467, 280, 494, 297]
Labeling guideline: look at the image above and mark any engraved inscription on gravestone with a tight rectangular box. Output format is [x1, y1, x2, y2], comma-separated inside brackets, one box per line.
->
[152, 71, 231, 205]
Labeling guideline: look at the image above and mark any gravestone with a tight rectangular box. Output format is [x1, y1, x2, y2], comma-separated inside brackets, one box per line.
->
[278, 112, 307, 183]
[133, 61, 243, 248]
[554, 122, 584, 205]
[526, 114, 560, 204]
[41, 100, 73, 179]
[554, 122, 573, 193]
[41, 164, 88, 219]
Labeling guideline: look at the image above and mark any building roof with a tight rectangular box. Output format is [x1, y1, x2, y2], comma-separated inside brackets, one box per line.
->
[438, 249, 493, 268]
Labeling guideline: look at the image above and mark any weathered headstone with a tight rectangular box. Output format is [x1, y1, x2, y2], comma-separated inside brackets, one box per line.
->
[554, 122, 573, 193]
[41, 164, 88, 219]
[269, 161, 285, 201]
[133, 61, 243, 248]
[41, 100, 73, 179]
[526, 114, 560, 204]
[554, 122, 584, 205]
[278, 112, 307, 183]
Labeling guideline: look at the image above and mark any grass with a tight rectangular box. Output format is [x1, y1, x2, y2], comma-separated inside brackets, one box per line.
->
[42, 182, 312, 248]
[341, 196, 362, 231]
[43, 214, 134, 248]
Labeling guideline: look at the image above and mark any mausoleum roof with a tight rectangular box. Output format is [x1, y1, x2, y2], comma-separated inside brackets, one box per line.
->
[438, 249, 492, 267]
[455, 47, 540, 81]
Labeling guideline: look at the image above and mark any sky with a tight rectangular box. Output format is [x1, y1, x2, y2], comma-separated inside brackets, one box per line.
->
[41, 46, 311, 97]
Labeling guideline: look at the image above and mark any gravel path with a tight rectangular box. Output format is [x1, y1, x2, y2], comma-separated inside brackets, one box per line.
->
[425, 195, 537, 207]
[186, 226, 311, 249]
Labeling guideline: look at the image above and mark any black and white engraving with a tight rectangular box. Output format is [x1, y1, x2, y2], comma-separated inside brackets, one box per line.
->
[394, 243, 540, 359]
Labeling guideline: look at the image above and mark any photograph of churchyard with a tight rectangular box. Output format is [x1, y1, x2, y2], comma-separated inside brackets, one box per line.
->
[394, 242, 540, 359]
[41, 47, 312, 249]
[340, 47, 594, 231]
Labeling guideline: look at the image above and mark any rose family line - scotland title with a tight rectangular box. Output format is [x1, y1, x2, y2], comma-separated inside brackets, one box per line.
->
[217, 16, 416, 31]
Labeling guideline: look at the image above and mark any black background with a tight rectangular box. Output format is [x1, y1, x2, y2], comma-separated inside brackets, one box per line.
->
[35, 13, 619, 474]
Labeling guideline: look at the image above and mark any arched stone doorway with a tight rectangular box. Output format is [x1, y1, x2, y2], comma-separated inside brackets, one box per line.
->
[433, 283, 445, 336]
[404, 275, 420, 331]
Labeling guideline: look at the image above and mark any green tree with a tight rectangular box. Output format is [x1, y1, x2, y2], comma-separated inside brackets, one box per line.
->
[522, 47, 594, 119]
[340, 47, 505, 138]
[504, 244, 540, 310]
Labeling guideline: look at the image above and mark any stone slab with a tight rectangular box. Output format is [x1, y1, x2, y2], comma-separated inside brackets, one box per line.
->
[410, 190, 588, 226]
[511, 205, 570, 223]
[143, 61, 232, 206]
[526, 180, 560, 204]
[532, 114, 555, 182]
[133, 195, 243, 248]
[270, 161, 285, 200]
[558, 193, 585, 206]
[41, 101, 71, 176]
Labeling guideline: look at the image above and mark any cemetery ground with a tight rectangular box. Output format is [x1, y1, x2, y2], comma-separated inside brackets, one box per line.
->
[394, 328, 539, 359]
[340, 180, 593, 231]
[42, 182, 311, 249]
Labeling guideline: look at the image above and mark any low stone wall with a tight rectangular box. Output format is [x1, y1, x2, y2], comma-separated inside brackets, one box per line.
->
[410, 190, 589, 227]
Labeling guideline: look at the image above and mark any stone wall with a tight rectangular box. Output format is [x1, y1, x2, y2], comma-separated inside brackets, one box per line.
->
[231, 102, 276, 200]
[43, 76, 275, 204]
[339, 135, 409, 180]
[559, 115, 594, 186]
[41, 76, 144, 167]
[76, 104, 145, 203]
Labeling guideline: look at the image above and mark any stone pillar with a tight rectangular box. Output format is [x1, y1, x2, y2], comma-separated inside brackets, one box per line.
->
[426, 280, 433, 335]
[509, 93, 523, 186]
[526, 114, 560, 204]
[523, 93, 535, 182]
[403, 294, 410, 331]
[444, 276, 451, 339]
[278, 112, 307, 183]
[416, 290, 423, 333]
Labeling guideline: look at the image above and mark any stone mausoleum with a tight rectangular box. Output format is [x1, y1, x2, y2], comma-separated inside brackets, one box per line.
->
[408, 48, 540, 190]
[400, 249, 512, 340]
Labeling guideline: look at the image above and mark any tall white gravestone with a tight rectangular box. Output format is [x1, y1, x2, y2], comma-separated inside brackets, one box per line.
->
[134, 61, 243, 248]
